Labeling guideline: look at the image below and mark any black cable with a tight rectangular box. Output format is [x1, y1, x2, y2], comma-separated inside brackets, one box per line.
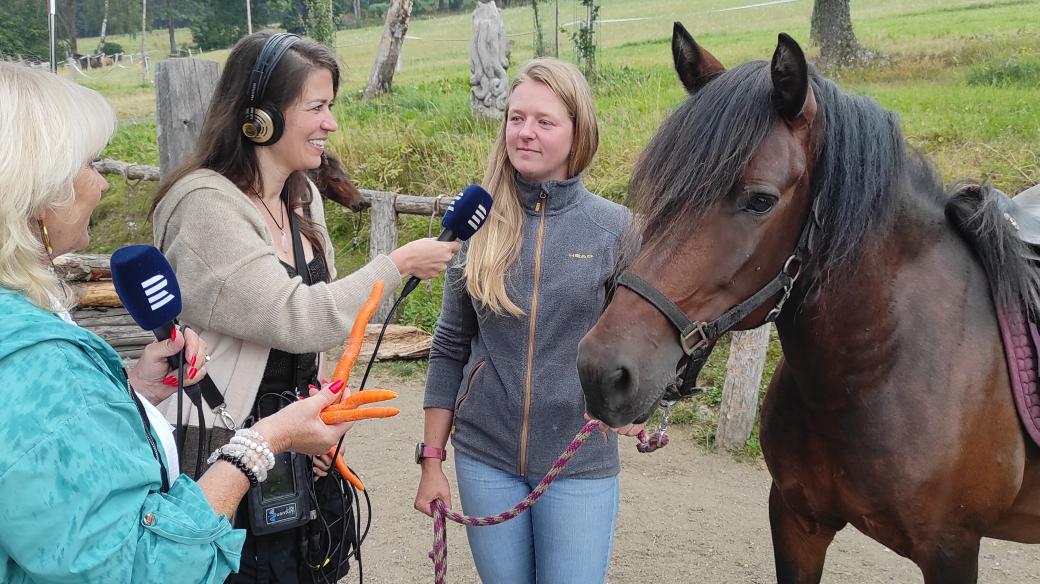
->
[357, 292, 407, 392]
[313, 289, 405, 583]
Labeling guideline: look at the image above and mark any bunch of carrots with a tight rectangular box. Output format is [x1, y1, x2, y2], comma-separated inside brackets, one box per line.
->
[320, 280, 399, 491]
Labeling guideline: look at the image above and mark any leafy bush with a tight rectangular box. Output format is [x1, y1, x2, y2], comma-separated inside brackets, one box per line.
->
[99, 41, 124, 55]
[366, 2, 390, 20]
[187, 4, 246, 51]
[966, 56, 1040, 88]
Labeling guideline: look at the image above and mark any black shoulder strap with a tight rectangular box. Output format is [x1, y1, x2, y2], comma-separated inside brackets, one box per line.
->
[286, 194, 312, 396]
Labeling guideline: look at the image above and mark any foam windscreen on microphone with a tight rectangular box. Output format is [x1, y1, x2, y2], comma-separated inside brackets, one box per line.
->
[442, 184, 493, 241]
[110, 245, 182, 332]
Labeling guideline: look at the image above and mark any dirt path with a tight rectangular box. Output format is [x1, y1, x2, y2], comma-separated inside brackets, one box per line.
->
[342, 376, 1039, 583]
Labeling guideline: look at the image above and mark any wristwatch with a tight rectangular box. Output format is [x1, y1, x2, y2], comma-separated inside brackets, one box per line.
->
[415, 442, 447, 464]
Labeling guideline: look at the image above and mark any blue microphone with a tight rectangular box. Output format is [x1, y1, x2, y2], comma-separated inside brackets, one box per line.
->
[399, 184, 493, 298]
[110, 245, 183, 367]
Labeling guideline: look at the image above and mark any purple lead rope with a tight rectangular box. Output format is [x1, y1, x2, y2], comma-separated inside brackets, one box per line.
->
[427, 420, 599, 583]
[427, 417, 670, 582]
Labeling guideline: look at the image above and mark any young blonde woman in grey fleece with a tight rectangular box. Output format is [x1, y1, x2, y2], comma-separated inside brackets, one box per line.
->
[152, 32, 458, 582]
[415, 58, 644, 584]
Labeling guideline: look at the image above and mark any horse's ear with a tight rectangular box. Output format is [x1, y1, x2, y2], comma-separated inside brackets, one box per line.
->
[672, 22, 725, 94]
[770, 33, 816, 126]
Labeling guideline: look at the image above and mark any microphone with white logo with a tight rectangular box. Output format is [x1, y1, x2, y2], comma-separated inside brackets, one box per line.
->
[110, 244, 184, 369]
[399, 183, 493, 298]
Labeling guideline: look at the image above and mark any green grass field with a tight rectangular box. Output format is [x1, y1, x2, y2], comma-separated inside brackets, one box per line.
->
[77, 0, 1039, 454]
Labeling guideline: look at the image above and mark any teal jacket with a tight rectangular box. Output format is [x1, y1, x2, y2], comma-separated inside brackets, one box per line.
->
[0, 287, 244, 583]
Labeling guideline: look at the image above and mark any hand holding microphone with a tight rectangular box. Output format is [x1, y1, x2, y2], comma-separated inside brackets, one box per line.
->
[389, 239, 461, 281]
[393, 184, 494, 298]
[111, 245, 209, 403]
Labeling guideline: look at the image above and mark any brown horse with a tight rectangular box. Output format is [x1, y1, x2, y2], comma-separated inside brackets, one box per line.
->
[577, 23, 1040, 583]
[308, 151, 369, 212]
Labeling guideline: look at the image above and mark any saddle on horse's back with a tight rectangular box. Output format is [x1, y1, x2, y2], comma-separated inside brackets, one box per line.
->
[996, 183, 1040, 250]
[950, 182, 1040, 448]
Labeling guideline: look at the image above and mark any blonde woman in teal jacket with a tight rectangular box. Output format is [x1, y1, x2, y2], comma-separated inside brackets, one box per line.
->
[0, 62, 350, 584]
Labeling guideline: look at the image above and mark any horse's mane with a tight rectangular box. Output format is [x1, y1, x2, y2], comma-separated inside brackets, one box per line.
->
[628, 60, 941, 283]
[946, 184, 1040, 314]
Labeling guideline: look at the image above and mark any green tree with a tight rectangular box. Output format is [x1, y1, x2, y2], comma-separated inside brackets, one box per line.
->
[0, 1, 49, 61]
[305, 0, 335, 48]
[186, 1, 246, 50]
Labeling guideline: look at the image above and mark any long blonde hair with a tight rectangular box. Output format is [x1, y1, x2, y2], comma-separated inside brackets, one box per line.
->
[464, 58, 599, 316]
[0, 62, 116, 311]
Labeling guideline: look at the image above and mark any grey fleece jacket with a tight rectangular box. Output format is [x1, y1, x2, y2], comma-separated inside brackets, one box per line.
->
[424, 174, 631, 479]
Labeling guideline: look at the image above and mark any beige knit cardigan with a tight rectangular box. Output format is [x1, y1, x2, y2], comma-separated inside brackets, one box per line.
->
[152, 169, 402, 429]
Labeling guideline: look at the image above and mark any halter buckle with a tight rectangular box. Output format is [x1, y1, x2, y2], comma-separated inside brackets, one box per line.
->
[680, 321, 712, 355]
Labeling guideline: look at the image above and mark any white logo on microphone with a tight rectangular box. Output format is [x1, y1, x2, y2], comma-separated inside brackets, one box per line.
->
[141, 273, 175, 311]
[468, 204, 488, 231]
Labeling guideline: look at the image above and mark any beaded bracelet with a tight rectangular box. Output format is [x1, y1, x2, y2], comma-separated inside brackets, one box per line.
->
[207, 428, 276, 484]
[218, 453, 259, 487]
[229, 435, 275, 470]
[217, 443, 269, 483]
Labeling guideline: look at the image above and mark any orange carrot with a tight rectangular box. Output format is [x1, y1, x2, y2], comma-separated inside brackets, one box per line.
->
[327, 447, 365, 491]
[324, 389, 397, 411]
[330, 280, 385, 402]
[320, 406, 400, 424]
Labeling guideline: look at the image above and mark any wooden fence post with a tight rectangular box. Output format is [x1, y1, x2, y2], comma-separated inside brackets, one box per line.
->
[368, 191, 400, 322]
[715, 324, 772, 452]
[156, 58, 219, 178]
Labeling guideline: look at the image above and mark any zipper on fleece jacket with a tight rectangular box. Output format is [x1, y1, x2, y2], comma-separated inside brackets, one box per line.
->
[519, 191, 547, 476]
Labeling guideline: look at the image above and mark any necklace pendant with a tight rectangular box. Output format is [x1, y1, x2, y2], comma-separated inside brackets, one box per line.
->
[280, 230, 290, 253]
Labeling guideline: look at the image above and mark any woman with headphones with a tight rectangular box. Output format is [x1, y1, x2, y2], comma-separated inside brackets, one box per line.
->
[152, 32, 459, 582]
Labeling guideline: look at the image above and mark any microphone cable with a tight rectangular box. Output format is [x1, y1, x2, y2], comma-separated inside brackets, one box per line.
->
[323, 287, 408, 582]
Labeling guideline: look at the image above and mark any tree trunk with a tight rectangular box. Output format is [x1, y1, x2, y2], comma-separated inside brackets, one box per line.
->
[353, 0, 361, 25]
[715, 325, 771, 452]
[96, 0, 110, 55]
[364, 0, 412, 99]
[531, 0, 545, 57]
[61, 0, 78, 55]
[810, 0, 866, 66]
[165, 0, 176, 55]
[140, 0, 148, 84]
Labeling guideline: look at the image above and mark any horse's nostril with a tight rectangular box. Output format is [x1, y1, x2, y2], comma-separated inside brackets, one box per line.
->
[607, 366, 632, 394]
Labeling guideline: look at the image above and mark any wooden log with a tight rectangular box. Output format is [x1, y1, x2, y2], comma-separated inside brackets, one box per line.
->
[53, 253, 112, 281]
[369, 192, 399, 323]
[156, 58, 220, 178]
[359, 324, 431, 360]
[71, 307, 150, 363]
[71, 281, 122, 308]
[329, 324, 431, 364]
[715, 325, 772, 452]
[92, 159, 161, 181]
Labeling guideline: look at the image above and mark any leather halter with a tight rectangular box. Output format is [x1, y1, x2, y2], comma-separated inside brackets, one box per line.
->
[615, 198, 821, 402]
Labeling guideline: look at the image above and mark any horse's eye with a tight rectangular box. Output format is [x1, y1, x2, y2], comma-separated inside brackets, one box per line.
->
[743, 192, 778, 214]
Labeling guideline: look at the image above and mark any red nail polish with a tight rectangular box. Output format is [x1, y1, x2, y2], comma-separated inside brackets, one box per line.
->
[162, 376, 178, 387]
[170, 328, 177, 342]
[190, 355, 197, 367]
[329, 379, 344, 394]
[188, 367, 198, 380]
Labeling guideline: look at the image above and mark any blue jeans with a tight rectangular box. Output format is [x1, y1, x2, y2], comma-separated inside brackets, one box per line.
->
[454, 451, 619, 584]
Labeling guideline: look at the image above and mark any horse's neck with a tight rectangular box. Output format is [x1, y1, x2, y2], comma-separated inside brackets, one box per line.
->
[775, 185, 967, 406]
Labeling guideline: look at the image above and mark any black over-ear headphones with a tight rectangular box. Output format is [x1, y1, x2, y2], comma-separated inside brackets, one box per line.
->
[241, 33, 301, 146]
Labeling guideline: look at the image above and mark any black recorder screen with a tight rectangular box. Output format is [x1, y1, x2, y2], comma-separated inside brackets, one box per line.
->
[261, 453, 294, 501]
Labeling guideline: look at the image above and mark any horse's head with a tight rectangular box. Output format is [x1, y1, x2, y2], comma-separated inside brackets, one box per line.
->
[578, 24, 820, 426]
[309, 151, 369, 212]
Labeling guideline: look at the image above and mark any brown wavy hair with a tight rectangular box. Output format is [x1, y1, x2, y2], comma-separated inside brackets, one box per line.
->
[151, 31, 340, 259]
